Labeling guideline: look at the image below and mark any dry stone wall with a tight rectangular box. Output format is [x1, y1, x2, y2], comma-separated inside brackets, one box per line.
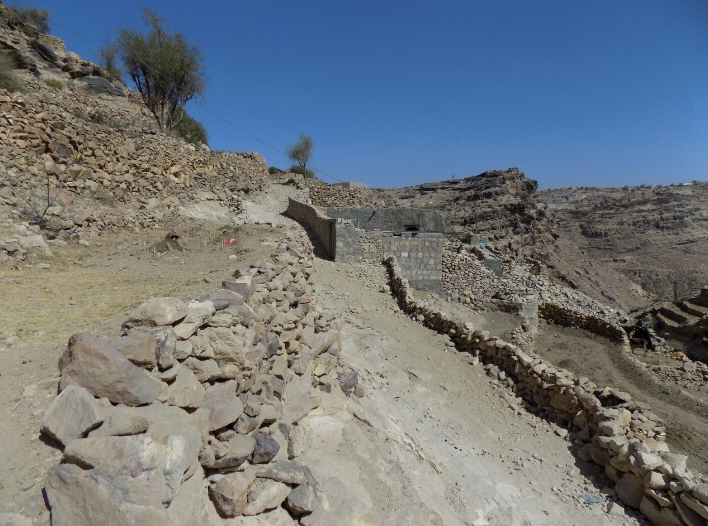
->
[40, 233, 361, 526]
[385, 255, 708, 526]
[0, 89, 268, 201]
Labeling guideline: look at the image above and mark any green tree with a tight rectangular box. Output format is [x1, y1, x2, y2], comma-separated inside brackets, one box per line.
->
[173, 108, 208, 146]
[116, 9, 204, 132]
[99, 44, 121, 82]
[287, 134, 314, 177]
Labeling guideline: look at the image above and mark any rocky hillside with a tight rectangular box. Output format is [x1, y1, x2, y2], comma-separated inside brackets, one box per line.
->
[379, 168, 651, 311]
[0, 21, 267, 258]
[541, 182, 708, 308]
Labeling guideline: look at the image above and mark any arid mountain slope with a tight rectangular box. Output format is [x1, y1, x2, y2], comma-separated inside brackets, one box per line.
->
[541, 182, 708, 309]
[379, 168, 652, 311]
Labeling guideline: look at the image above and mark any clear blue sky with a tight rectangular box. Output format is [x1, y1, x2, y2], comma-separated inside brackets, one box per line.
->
[24, 0, 707, 189]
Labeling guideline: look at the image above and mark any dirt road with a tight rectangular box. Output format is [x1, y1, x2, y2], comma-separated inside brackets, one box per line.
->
[310, 259, 642, 526]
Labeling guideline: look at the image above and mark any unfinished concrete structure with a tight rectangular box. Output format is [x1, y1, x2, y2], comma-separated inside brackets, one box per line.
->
[285, 198, 445, 292]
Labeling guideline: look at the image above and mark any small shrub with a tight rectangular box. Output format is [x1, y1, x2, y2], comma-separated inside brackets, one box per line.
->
[0, 51, 22, 92]
[99, 44, 121, 82]
[1, 5, 50, 37]
[289, 165, 314, 178]
[44, 78, 63, 89]
[287, 133, 314, 175]
[268, 166, 283, 175]
[173, 109, 207, 145]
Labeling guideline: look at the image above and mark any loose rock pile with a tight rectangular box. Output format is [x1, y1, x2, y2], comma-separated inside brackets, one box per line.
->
[0, 88, 267, 202]
[386, 256, 708, 526]
[443, 239, 623, 334]
[307, 182, 382, 208]
[40, 233, 360, 526]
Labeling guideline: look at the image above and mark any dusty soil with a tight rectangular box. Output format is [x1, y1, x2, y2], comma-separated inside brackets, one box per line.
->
[311, 259, 642, 525]
[534, 320, 708, 474]
[0, 220, 283, 523]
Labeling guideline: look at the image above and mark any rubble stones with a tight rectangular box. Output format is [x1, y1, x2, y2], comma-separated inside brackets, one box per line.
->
[202, 381, 243, 431]
[209, 471, 255, 517]
[40, 385, 104, 446]
[243, 479, 291, 516]
[127, 297, 188, 327]
[59, 333, 164, 406]
[286, 484, 317, 516]
[252, 432, 280, 464]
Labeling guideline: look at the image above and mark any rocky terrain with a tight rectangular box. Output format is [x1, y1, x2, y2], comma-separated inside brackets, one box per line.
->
[377, 169, 653, 312]
[1, 17, 707, 526]
[541, 183, 708, 308]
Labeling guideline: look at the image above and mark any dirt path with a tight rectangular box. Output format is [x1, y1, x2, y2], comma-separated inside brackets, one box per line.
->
[0, 221, 283, 523]
[311, 259, 642, 526]
[535, 320, 708, 474]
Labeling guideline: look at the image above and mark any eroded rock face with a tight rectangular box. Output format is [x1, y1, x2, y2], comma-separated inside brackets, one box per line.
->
[58, 333, 164, 406]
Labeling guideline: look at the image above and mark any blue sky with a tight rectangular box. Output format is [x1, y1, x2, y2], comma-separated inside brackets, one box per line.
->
[23, 0, 707, 189]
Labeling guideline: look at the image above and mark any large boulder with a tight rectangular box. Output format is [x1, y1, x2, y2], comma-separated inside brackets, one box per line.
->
[40, 385, 103, 446]
[127, 297, 188, 327]
[63, 434, 188, 506]
[202, 381, 243, 431]
[113, 332, 160, 368]
[59, 333, 164, 406]
[44, 464, 132, 526]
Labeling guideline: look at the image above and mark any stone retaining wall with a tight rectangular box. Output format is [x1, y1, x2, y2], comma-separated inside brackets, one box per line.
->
[284, 198, 335, 258]
[385, 255, 708, 526]
[39, 232, 360, 525]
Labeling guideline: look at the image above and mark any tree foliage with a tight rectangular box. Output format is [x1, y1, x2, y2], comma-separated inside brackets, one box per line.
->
[99, 44, 121, 82]
[173, 108, 208, 145]
[116, 9, 204, 132]
[1, 5, 50, 37]
[287, 134, 314, 176]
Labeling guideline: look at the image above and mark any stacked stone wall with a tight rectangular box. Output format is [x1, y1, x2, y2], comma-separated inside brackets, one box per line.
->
[385, 255, 708, 526]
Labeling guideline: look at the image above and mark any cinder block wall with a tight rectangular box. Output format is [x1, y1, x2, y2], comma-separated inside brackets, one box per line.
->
[383, 233, 444, 293]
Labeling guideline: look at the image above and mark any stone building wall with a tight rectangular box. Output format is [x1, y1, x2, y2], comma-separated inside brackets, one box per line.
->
[326, 207, 445, 233]
[284, 198, 335, 257]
